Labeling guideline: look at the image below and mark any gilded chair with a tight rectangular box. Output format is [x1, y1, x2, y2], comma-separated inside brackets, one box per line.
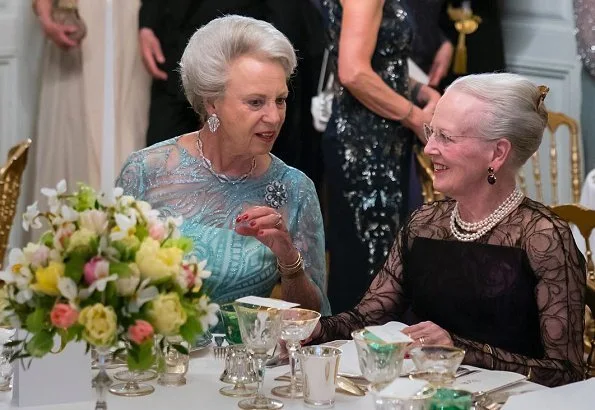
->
[413, 145, 445, 204]
[550, 204, 595, 378]
[518, 111, 582, 205]
[0, 139, 32, 268]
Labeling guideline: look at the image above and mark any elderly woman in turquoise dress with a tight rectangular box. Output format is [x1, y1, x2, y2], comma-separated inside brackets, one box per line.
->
[116, 15, 330, 315]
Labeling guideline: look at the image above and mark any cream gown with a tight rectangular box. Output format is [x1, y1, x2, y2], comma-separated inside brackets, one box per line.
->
[32, 0, 150, 198]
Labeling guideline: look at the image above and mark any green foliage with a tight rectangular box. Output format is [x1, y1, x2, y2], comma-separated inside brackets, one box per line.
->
[26, 330, 54, 358]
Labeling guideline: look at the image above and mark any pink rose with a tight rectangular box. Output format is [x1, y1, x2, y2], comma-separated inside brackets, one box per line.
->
[84, 256, 109, 285]
[50, 303, 79, 329]
[128, 320, 154, 345]
[148, 221, 166, 241]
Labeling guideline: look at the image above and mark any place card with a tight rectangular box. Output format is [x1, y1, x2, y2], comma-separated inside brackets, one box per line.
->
[365, 321, 413, 343]
[235, 296, 299, 310]
[453, 370, 527, 395]
[380, 378, 429, 399]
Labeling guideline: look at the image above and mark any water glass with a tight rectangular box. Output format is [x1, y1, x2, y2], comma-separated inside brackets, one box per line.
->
[0, 352, 13, 391]
[219, 344, 258, 397]
[298, 346, 341, 408]
[157, 336, 190, 386]
[351, 329, 409, 389]
[220, 303, 243, 345]
[371, 385, 436, 410]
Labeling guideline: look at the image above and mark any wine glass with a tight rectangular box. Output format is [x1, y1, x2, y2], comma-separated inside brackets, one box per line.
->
[234, 302, 283, 410]
[352, 329, 410, 390]
[271, 308, 321, 398]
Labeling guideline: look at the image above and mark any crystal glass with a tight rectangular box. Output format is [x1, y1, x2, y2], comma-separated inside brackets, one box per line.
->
[272, 308, 321, 399]
[0, 328, 15, 392]
[109, 341, 156, 396]
[220, 303, 243, 345]
[113, 369, 157, 382]
[408, 346, 465, 388]
[298, 346, 342, 408]
[93, 347, 113, 410]
[234, 302, 283, 410]
[352, 329, 410, 389]
[371, 384, 436, 410]
[219, 344, 258, 397]
[428, 388, 472, 410]
[157, 336, 190, 386]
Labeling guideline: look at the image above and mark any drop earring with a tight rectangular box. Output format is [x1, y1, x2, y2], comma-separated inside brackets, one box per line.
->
[487, 167, 497, 185]
[207, 113, 220, 133]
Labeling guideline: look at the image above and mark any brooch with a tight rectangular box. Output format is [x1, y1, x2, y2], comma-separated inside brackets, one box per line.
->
[264, 181, 288, 209]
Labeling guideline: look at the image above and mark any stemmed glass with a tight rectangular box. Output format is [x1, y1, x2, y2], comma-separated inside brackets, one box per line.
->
[271, 308, 321, 399]
[108, 341, 155, 397]
[352, 329, 410, 390]
[234, 302, 283, 410]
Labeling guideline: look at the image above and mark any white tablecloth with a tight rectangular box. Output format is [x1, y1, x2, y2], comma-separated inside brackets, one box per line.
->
[0, 346, 544, 410]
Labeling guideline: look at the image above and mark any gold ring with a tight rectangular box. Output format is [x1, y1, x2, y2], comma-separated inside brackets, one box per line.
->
[274, 214, 282, 228]
[419, 337, 426, 345]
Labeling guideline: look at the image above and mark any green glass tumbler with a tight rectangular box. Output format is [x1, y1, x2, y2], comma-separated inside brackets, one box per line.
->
[429, 388, 473, 410]
[220, 303, 243, 345]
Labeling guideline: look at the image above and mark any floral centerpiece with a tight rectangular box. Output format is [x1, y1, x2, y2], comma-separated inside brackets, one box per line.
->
[0, 180, 218, 375]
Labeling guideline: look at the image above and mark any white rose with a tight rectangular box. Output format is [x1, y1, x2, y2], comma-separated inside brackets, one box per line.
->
[79, 210, 108, 235]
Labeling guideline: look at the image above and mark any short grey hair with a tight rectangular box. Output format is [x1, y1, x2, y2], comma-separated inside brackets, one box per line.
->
[446, 73, 548, 168]
[179, 15, 297, 121]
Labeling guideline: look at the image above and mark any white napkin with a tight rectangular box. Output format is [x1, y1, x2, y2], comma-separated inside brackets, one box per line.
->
[379, 378, 429, 399]
[502, 378, 595, 410]
[366, 322, 412, 343]
[453, 370, 526, 395]
[235, 296, 299, 310]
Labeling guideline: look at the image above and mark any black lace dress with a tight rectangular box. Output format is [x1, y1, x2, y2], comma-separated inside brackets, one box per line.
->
[313, 198, 586, 387]
[322, 0, 415, 314]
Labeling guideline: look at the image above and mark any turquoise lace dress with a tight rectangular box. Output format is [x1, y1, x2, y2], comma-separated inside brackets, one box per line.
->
[116, 137, 331, 315]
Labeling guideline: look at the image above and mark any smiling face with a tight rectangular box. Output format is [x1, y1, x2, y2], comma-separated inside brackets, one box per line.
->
[208, 54, 288, 157]
[423, 90, 499, 198]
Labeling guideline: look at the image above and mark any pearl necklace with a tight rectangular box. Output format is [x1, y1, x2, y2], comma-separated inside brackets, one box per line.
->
[450, 188, 524, 242]
[196, 132, 256, 184]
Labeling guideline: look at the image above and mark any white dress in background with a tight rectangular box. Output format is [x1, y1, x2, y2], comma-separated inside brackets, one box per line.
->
[32, 0, 150, 200]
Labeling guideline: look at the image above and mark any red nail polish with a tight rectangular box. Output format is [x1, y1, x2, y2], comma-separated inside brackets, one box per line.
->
[242, 215, 249, 221]
[258, 230, 264, 236]
[236, 216, 242, 223]
[250, 221, 256, 227]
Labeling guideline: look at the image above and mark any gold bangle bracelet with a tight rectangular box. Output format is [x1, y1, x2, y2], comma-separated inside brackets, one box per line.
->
[277, 252, 304, 278]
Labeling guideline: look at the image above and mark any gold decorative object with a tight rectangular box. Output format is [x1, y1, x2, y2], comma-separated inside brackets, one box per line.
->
[550, 204, 595, 378]
[517, 111, 582, 205]
[0, 139, 32, 270]
[447, 3, 482, 75]
[414, 145, 445, 204]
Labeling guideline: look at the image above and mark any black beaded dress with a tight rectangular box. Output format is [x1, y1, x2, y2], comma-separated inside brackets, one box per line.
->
[322, 0, 415, 313]
[312, 198, 586, 387]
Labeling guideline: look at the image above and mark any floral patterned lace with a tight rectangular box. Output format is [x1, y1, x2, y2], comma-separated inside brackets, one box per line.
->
[313, 198, 586, 386]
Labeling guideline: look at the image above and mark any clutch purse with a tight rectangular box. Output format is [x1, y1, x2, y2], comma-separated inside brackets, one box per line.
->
[311, 48, 335, 133]
[51, 0, 87, 42]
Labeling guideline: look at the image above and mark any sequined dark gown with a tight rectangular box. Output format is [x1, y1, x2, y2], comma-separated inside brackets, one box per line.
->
[312, 198, 586, 387]
[322, 0, 415, 313]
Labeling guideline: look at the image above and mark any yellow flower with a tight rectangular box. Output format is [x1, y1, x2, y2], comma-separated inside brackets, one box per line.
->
[135, 238, 183, 282]
[147, 293, 187, 336]
[66, 228, 97, 254]
[31, 261, 65, 296]
[78, 303, 117, 347]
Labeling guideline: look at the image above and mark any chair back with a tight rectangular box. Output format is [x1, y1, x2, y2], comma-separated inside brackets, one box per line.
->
[0, 139, 32, 268]
[413, 145, 445, 204]
[550, 203, 595, 378]
[518, 111, 582, 205]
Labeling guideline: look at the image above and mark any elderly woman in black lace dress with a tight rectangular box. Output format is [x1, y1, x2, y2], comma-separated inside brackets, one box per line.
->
[311, 73, 586, 387]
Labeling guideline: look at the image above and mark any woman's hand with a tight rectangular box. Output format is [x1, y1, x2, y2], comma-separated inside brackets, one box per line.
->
[428, 40, 454, 87]
[40, 18, 79, 49]
[403, 321, 453, 347]
[235, 206, 298, 265]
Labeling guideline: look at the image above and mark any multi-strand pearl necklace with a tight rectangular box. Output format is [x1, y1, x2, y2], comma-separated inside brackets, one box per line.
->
[196, 131, 256, 184]
[450, 188, 524, 242]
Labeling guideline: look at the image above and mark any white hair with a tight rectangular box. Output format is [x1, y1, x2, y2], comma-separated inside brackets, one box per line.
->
[179, 15, 297, 121]
[446, 73, 548, 168]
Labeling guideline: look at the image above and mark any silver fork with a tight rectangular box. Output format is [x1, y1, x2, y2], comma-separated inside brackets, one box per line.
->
[213, 334, 227, 359]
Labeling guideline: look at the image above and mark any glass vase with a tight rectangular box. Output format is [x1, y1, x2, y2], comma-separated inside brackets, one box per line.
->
[157, 336, 190, 386]
[93, 347, 113, 410]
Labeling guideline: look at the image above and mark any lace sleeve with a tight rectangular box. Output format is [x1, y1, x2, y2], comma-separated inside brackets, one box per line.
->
[312, 226, 410, 342]
[292, 176, 331, 315]
[452, 216, 586, 387]
[115, 151, 147, 200]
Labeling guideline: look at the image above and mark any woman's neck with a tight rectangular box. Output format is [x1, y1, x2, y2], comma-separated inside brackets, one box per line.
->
[455, 178, 518, 223]
[198, 129, 257, 177]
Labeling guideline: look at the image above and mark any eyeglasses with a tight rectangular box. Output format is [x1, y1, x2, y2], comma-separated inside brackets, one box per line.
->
[422, 123, 485, 145]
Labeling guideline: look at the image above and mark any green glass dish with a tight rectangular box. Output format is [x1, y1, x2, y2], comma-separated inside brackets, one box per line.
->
[429, 388, 473, 410]
[220, 303, 242, 345]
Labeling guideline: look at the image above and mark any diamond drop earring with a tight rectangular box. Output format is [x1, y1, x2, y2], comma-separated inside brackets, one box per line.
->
[207, 113, 220, 133]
